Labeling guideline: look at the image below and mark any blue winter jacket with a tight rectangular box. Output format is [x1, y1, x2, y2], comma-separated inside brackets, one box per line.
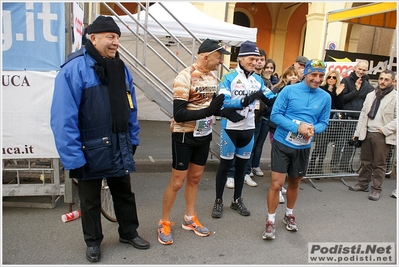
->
[50, 47, 140, 180]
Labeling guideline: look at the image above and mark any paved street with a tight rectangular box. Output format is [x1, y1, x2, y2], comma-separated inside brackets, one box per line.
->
[2, 120, 397, 266]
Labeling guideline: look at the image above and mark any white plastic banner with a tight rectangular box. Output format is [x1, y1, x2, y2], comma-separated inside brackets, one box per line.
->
[325, 61, 357, 79]
[2, 70, 59, 159]
[72, 2, 84, 53]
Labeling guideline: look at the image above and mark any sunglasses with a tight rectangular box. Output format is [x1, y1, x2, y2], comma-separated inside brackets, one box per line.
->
[309, 59, 327, 69]
[327, 76, 337, 80]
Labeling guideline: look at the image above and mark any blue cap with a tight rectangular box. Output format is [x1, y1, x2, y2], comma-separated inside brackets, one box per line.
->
[238, 41, 260, 57]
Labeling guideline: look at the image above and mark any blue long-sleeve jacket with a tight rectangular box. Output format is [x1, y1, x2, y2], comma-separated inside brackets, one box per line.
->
[271, 81, 331, 149]
[50, 47, 140, 180]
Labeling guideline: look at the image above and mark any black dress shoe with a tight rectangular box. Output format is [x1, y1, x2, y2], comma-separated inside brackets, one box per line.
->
[86, 246, 101, 262]
[120, 236, 150, 250]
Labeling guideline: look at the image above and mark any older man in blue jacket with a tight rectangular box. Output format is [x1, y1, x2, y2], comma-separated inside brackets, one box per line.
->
[51, 16, 149, 262]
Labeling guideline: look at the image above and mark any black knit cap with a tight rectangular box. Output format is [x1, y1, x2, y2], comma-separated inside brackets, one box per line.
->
[87, 15, 121, 37]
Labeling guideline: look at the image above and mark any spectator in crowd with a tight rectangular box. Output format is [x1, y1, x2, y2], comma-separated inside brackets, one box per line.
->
[157, 38, 226, 245]
[211, 41, 276, 219]
[307, 70, 345, 175]
[262, 59, 331, 240]
[331, 60, 375, 173]
[248, 54, 278, 179]
[263, 59, 279, 86]
[349, 70, 397, 201]
[271, 66, 301, 94]
[293, 56, 308, 80]
[50, 16, 150, 263]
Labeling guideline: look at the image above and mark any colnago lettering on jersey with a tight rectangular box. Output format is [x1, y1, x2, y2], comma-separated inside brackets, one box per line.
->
[219, 66, 275, 131]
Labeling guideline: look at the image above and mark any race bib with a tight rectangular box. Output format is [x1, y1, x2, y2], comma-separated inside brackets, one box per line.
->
[193, 116, 213, 137]
[285, 119, 311, 146]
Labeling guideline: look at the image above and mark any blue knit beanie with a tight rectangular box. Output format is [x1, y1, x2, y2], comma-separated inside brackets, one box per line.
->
[238, 41, 260, 57]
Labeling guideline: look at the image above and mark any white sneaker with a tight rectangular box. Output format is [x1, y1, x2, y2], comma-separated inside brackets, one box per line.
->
[391, 189, 397, 198]
[226, 177, 234, 189]
[252, 167, 264, 177]
[279, 190, 285, 204]
[249, 172, 254, 177]
[244, 174, 257, 187]
[281, 187, 287, 195]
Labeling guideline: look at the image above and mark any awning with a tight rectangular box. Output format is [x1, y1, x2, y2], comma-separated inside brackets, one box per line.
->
[327, 2, 397, 29]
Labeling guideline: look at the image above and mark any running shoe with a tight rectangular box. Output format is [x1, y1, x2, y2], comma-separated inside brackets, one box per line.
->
[279, 190, 285, 204]
[230, 197, 250, 216]
[252, 167, 264, 177]
[262, 219, 275, 240]
[244, 174, 257, 187]
[391, 189, 397, 198]
[181, 214, 210, 237]
[283, 214, 298, 231]
[211, 198, 223, 218]
[281, 186, 287, 195]
[226, 177, 234, 189]
[157, 220, 174, 245]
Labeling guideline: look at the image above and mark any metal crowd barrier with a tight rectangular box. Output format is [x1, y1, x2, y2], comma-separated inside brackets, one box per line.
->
[2, 158, 65, 208]
[304, 110, 396, 191]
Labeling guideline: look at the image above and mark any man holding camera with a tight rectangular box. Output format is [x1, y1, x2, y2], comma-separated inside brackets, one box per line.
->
[331, 60, 375, 172]
[349, 70, 397, 201]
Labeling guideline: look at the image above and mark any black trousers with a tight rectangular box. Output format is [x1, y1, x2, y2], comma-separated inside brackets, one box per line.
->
[78, 174, 139, 247]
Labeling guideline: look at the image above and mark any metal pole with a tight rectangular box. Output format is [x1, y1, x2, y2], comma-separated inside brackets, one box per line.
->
[64, 2, 73, 58]
[322, 13, 329, 61]
[388, 29, 396, 70]
[63, 3, 74, 211]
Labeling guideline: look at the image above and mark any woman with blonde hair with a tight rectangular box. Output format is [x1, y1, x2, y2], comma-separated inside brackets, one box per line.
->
[271, 66, 300, 94]
[308, 69, 345, 175]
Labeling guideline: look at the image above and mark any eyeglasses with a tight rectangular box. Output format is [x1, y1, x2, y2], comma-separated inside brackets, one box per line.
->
[327, 76, 337, 80]
[309, 59, 327, 69]
[207, 45, 226, 56]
